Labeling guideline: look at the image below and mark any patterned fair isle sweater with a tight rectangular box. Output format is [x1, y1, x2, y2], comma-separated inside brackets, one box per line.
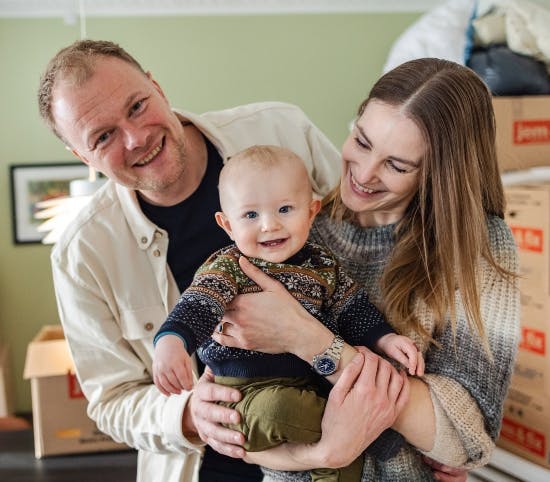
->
[261, 213, 520, 482]
[156, 241, 394, 378]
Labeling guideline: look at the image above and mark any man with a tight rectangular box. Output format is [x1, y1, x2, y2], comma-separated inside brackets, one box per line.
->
[38, 39, 340, 482]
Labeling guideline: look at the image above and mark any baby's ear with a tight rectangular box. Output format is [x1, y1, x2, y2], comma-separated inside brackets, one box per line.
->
[214, 211, 234, 240]
[309, 199, 322, 221]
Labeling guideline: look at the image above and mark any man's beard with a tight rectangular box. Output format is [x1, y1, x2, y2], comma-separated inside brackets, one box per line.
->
[133, 137, 187, 192]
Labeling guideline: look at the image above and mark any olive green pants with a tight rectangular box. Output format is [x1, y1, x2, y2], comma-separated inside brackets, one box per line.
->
[216, 375, 363, 482]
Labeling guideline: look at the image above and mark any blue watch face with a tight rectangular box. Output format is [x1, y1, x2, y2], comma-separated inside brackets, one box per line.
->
[315, 357, 336, 375]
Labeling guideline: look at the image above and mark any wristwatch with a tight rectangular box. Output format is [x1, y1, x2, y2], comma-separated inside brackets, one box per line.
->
[311, 335, 344, 376]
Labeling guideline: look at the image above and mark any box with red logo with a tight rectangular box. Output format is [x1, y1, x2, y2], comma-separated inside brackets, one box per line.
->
[498, 387, 550, 469]
[510, 296, 550, 395]
[505, 185, 550, 298]
[505, 186, 550, 392]
[23, 325, 127, 458]
[493, 96, 550, 172]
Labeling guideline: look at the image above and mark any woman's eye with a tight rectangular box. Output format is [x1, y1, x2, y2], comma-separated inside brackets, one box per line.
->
[245, 211, 258, 219]
[387, 160, 408, 174]
[354, 136, 370, 149]
[279, 206, 292, 214]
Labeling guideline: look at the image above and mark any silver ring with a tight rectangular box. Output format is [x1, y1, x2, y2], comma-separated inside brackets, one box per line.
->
[217, 322, 225, 334]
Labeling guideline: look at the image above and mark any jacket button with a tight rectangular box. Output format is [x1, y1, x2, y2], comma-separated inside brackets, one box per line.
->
[154, 231, 163, 239]
[141, 236, 148, 244]
[144, 322, 154, 331]
[153, 249, 161, 257]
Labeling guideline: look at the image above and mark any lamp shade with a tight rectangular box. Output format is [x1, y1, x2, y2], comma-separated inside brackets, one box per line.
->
[34, 177, 106, 244]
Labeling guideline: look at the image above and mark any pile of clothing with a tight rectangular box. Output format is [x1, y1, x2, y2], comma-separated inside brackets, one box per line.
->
[384, 0, 550, 95]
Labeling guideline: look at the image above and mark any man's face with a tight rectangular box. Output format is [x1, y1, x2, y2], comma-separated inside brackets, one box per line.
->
[52, 56, 188, 204]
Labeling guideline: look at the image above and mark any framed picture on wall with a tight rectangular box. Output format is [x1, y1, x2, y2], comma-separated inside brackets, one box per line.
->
[9, 162, 88, 244]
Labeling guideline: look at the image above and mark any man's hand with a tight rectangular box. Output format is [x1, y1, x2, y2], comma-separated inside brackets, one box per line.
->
[188, 367, 247, 458]
[423, 456, 469, 482]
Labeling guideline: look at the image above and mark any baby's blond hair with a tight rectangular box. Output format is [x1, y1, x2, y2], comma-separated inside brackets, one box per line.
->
[219, 145, 312, 209]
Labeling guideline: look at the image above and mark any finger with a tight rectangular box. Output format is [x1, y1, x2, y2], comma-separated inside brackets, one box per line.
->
[159, 372, 181, 395]
[207, 435, 247, 459]
[394, 371, 410, 413]
[153, 374, 170, 396]
[433, 471, 467, 482]
[329, 353, 364, 404]
[201, 365, 215, 382]
[195, 378, 242, 404]
[388, 348, 413, 374]
[174, 364, 193, 391]
[238, 256, 281, 291]
[374, 357, 393, 390]
[194, 397, 242, 427]
[417, 351, 425, 376]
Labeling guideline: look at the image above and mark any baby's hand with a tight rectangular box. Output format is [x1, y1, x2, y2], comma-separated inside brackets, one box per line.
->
[153, 335, 194, 395]
[375, 333, 425, 376]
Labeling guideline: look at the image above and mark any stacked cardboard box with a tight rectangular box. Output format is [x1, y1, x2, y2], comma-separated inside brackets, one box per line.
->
[499, 184, 550, 468]
[493, 96, 550, 173]
[23, 325, 127, 458]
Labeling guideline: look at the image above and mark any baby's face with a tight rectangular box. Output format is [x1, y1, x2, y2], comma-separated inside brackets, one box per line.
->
[217, 163, 319, 263]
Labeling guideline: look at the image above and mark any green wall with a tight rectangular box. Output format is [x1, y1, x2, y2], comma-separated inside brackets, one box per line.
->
[0, 12, 420, 412]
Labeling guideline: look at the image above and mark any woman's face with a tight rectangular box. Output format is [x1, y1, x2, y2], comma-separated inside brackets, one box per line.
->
[340, 100, 425, 227]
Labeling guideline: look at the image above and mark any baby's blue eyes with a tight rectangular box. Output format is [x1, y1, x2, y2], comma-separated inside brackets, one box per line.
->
[243, 206, 292, 219]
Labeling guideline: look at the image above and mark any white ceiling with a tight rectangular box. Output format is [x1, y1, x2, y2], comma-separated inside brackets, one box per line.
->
[0, 0, 442, 18]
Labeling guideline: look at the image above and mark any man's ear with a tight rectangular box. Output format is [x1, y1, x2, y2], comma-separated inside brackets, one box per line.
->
[214, 212, 234, 240]
[148, 73, 168, 101]
[67, 146, 90, 166]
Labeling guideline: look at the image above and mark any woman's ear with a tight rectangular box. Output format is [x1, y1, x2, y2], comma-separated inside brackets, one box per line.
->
[215, 211, 234, 240]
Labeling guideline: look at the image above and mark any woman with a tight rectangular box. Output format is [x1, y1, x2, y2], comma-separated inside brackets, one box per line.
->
[191, 58, 520, 481]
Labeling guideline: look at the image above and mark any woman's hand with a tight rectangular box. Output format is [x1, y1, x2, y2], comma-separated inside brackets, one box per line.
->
[187, 367, 246, 458]
[274, 349, 410, 470]
[422, 457, 469, 482]
[212, 256, 334, 359]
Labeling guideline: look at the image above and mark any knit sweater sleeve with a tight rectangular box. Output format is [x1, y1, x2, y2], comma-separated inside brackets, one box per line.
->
[330, 264, 395, 349]
[420, 216, 520, 468]
[154, 249, 241, 353]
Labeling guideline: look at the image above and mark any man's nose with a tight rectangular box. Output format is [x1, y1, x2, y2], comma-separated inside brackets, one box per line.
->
[123, 122, 149, 150]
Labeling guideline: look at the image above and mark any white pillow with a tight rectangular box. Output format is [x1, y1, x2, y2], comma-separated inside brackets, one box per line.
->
[383, 0, 477, 73]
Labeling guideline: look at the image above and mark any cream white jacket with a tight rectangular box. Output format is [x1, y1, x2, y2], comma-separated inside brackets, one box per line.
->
[51, 102, 341, 482]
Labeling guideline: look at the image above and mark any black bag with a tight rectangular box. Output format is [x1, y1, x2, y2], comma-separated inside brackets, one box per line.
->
[467, 44, 550, 95]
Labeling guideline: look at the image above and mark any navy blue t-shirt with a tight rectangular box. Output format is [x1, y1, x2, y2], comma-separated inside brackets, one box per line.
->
[139, 136, 262, 481]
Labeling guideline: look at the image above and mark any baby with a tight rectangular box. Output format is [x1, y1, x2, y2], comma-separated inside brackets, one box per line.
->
[153, 145, 423, 482]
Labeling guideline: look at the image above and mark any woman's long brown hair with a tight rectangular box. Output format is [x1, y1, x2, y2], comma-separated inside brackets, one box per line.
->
[326, 58, 512, 349]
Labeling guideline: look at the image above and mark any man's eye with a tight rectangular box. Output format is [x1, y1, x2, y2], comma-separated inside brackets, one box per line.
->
[96, 131, 111, 146]
[245, 211, 258, 219]
[279, 206, 291, 214]
[130, 99, 144, 115]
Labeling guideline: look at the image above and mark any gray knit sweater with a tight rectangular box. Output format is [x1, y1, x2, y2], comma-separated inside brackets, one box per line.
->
[263, 212, 520, 482]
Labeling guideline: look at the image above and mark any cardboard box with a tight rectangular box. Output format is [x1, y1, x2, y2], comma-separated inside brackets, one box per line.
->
[0, 342, 15, 417]
[510, 295, 550, 394]
[505, 185, 550, 298]
[23, 325, 127, 458]
[498, 387, 550, 469]
[493, 96, 550, 172]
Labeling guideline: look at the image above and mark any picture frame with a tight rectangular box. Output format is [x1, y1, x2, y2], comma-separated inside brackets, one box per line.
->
[9, 162, 89, 244]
